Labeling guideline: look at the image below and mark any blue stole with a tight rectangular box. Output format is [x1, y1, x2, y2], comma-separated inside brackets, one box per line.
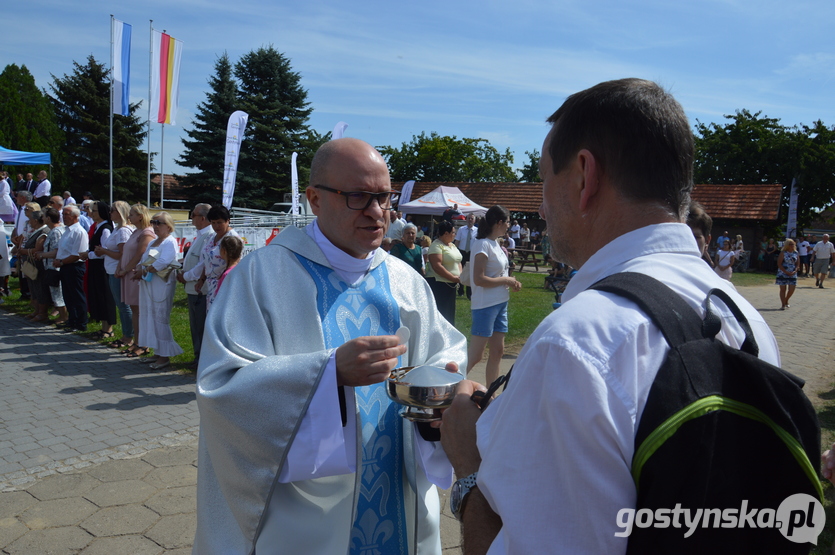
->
[296, 255, 408, 555]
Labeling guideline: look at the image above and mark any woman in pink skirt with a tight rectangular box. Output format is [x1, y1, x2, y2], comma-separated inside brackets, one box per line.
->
[116, 204, 155, 357]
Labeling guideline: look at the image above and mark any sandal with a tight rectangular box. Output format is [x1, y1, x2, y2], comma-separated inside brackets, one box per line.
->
[125, 347, 150, 358]
[109, 339, 131, 349]
[91, 331, 115, 340]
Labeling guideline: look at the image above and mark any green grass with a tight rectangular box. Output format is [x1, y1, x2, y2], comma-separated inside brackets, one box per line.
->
[453, 271, 556, 351]
[730, 269, 779, 287]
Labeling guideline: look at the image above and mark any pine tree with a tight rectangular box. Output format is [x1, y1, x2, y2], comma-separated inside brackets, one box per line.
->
[177, 53, 239, 204]
[49, 55, 148, 202]
[234, 46, 314, 208]
[0, 64, 65, 183]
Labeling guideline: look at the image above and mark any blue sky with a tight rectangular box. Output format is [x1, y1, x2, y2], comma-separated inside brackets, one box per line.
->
[6, 0, 835, 181]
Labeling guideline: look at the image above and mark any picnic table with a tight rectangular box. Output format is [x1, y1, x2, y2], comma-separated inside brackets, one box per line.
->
[514, 248, 544, 272]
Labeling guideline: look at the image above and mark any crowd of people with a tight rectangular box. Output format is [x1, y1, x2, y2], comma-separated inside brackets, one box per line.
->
[1, 78, 831, 553]
[0, 189, 245, 372]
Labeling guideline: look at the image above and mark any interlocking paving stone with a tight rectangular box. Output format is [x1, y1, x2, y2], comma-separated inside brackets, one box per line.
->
[145, 513, 196, 550]
[18, 497, 98, 530]
[144, 485, 196, 516]
[5, 526, 93, 554]
[80, 505, 160, 537]
[84, 479, 157, 507]
[78, 535, 164, 555]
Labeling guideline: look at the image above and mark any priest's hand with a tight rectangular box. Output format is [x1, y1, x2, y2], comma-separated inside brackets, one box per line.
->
[437, 379, 487, 477]
[336, 335, 407, 387]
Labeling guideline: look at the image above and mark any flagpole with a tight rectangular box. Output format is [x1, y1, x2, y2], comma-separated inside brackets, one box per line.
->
[109, 14, 114, 205]
[160, 123, 165, 208]
[146, 19, 153, 208]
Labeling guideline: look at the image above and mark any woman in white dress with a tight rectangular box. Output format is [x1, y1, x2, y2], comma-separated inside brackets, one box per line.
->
[714, 239, 736, 281]
[135, 212, 182, 370]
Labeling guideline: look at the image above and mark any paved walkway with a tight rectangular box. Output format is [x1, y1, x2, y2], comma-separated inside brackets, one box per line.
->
[0, 280, 833, 554]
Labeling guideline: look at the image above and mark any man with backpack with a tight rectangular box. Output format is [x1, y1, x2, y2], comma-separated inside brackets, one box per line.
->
[439, 79, 820, 554]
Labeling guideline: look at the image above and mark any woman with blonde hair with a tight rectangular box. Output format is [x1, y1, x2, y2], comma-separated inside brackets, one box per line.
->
[118, 204, 156, 357]
[94, 200, 135, 348]
[776, 238, 799, 310]
[135, 212, 182, 370]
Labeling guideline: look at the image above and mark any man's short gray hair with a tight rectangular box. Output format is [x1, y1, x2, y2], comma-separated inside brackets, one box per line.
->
[64, 205, 81, 218]
[16, 190, 32, 201]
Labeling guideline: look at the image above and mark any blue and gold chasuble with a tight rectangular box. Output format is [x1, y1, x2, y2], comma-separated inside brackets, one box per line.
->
[297, 256, 408, 555]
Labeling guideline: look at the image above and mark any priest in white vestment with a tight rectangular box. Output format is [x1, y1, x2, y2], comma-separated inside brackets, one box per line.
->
[194, 138, 467, 554]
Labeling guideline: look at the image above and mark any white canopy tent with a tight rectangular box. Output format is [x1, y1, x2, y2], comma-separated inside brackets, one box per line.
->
[398, 185, 487, 216]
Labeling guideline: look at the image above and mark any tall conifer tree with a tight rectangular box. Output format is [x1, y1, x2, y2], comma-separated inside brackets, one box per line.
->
[49, 55, 147, 202]
[233, 46, 314, 208]
[178, 53, 239, 204]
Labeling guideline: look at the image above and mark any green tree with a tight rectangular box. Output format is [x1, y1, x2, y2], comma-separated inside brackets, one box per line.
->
[694, 110, 835, 228]
[379, 132, 517, 183]
[49, 55, 148, 202]
[233, 46, 314, 208]
[0, 64, 65, 182]
[518, 149, 541, 182]
[178, 53, 239, 204]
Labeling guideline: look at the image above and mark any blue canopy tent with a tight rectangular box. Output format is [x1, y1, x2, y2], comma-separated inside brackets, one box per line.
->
[0, 146, 51, 165]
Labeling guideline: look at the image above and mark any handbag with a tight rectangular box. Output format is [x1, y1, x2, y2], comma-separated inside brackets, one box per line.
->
[141, 248, 181, 282]
[22, 256, 39, 280]
[44, 269, 61, 287]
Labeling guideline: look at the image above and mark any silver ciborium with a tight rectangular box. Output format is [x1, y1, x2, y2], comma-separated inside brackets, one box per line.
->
[387, 365, 464, 422]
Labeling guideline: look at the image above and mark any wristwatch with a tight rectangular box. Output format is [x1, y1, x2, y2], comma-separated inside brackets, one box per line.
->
[450, 472, 478, 521]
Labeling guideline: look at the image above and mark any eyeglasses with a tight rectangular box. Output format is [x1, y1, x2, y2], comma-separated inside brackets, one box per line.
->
[315, 185, 399, 211]
[150, 219, 163, 225]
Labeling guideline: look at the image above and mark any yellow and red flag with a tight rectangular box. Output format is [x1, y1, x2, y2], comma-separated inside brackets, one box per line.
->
[150, 30, 183, 125]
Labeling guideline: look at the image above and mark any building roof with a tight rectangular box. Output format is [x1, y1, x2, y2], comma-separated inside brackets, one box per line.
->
[400, 182, 544, 213]
[397, 182, 784, 221]
[690, 184, 783, 221]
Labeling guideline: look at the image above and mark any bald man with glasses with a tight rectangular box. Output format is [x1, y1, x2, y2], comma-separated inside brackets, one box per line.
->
[194, 138, 465, 554]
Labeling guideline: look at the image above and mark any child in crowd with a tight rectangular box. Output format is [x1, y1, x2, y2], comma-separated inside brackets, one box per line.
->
[213, 235, 244, 305]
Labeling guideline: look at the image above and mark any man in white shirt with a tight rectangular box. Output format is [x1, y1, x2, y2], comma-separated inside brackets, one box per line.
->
[194, 138, 466, 554]
[508, 220, 520, 240]
[812, 233, 835, 288]
[33, 170, 51, 207]
[385, 208, 406, 241]
[454, 214, 478, 299]
[63, 191, 76, 206]
[798, 236, 811, 277]
[53, 205, 89, 331]
[176, 203, 213, 369]
[439, 79, 781, 554]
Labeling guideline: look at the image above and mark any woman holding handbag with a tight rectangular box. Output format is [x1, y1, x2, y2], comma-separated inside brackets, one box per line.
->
[135, 212, 182, 370]
[19, 210, 49, 322]
[35, 208, 68, 324]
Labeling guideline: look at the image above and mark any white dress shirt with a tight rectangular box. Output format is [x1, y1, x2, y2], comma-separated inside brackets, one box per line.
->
[33, 178, 51, 198]
[477, 223, 779, 555]
[55, 222, 89, 261]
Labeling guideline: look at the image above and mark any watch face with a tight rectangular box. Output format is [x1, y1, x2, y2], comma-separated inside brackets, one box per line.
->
[450, 481, 463, 517]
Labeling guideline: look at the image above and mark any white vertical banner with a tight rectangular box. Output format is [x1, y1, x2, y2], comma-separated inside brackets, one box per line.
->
[399, 180, 415, 217]
[221, 110, 249, 209]
[291, 152, 299, 215]
[112, 18, 132, 116]
[332, 121, 348, 140]
[786, 178, 798, 239]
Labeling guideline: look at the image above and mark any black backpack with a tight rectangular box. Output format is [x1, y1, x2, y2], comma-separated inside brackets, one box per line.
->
[590, 272, 822, 554]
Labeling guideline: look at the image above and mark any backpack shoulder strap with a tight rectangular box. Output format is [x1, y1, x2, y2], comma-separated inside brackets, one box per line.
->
[589, 272, 704, 349]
